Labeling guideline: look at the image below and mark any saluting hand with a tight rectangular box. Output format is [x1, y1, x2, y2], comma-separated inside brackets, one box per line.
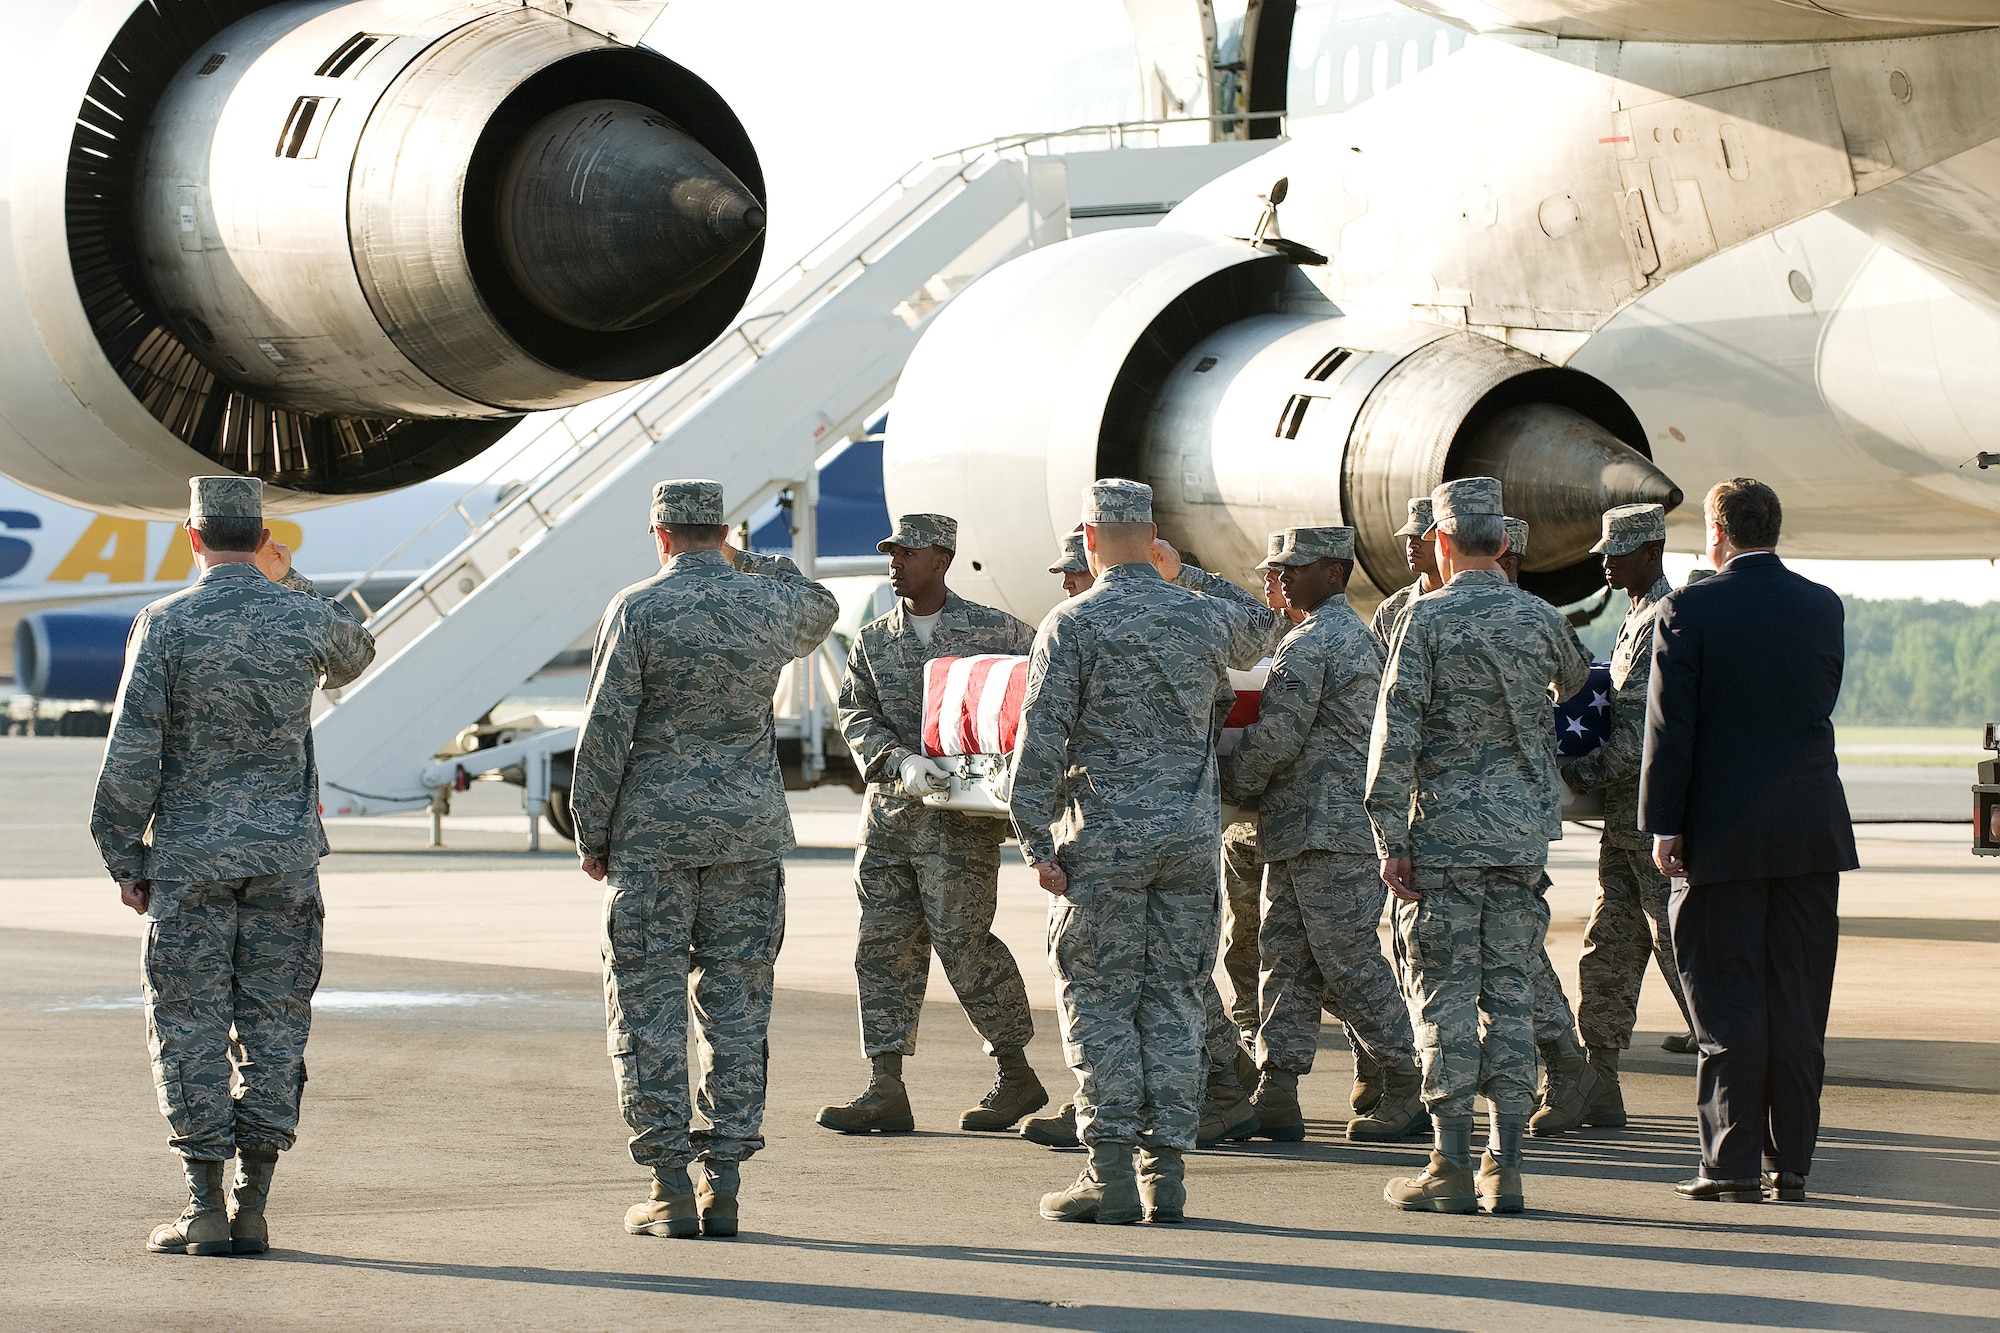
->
[1032, 861, 1068, 897]
[1381, 856, 1419, 902]
[254, 538, 293, 583]
[1147, 538, 1182, 581]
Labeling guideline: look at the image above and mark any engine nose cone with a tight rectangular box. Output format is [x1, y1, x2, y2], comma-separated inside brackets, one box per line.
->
[497, 99, 766, 334]
[1457, 403, 1682, 573]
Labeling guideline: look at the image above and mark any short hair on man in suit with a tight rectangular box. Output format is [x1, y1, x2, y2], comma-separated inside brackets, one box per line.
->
[1705, 478, 1781, 550]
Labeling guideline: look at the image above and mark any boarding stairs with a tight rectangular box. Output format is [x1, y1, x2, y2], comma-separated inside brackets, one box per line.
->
[310, 119, 1280, 834]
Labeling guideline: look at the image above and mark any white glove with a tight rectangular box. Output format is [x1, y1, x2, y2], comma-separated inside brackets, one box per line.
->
[899, 754, 948, 797]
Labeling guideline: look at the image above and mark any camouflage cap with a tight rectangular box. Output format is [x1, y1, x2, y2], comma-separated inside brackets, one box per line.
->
[188, 475, 262, 521]
[1258, 524, 1356, 569]
[1430, 476, 1503, 533]
[1502, 516, 1529, 560]
[878, 512, 957, 553]
[651, 478, 725, 526]
[1393, 497, 1434, 539]
[1590, 502, 1667, 555]
[1265, 531, 1286, 560]
[1081, 478, 1153, 524]
[1048, 531, 1089, 574]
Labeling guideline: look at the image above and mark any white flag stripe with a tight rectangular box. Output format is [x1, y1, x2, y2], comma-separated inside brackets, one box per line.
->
[974, 658, 1015, 753]
[935, 656, 980, 756]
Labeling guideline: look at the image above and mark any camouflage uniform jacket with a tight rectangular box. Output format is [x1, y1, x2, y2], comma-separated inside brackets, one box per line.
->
[1173, 563, 1289, 657]
[1220, 594, 1385, 862]
[1009, 561, 1275, 868]
[1563, 573, 1673, 850]
[838, 589, 1034, 854]
[1369, 580, 1422, 646]
[90, 564, 376, 883]
[571, 548, 839, 869]
[1365, 570, 1591, 866]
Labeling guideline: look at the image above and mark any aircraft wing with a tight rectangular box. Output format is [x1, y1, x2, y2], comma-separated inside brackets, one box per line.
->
[1396, 0, 2000, 42]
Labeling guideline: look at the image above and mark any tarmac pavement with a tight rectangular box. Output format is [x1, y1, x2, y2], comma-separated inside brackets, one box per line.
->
[2, 738, 1996, 1331]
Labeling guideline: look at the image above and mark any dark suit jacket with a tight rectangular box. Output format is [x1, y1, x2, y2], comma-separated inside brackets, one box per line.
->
[1639, 553, 1858, 887]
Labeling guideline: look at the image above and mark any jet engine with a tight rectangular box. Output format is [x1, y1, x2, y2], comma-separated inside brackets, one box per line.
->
[1, 0, 764, 515]
[884, 229, 1679, 620]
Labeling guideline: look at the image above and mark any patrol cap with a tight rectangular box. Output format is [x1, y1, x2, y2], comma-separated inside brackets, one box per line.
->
[1503, 516, 1529, 560]
[1048, 531, 1088, 574]
[1393, 498, 1434, 539]
[650, 478, 725, 526]
[1258, 525, 1356, 569]
[188, 475, 262, 522]
[1081, 478, 1153, 524]
[878, 512, 957, 553]
[1590, 502, 1667, 555]
[1265, 531, 1286, 560]
[1430, 476, 1503, 534]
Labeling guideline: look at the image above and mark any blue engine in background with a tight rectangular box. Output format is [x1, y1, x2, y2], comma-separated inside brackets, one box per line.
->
[14, 611, 134, 702]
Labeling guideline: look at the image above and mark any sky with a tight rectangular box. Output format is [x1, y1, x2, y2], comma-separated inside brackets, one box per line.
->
[468, 0, 2000, 606]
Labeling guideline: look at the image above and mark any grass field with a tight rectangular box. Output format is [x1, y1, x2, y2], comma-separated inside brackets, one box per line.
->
[1836, 725, 1989, 766]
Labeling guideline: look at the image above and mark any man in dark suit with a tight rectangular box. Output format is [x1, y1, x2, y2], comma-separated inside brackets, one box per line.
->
[1640, 478, 1857, 1205]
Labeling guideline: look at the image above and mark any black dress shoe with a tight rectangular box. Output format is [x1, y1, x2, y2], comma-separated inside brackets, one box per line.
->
[1675, 1175, 1763, 1203]
[1763, 1171, 1807, 1202]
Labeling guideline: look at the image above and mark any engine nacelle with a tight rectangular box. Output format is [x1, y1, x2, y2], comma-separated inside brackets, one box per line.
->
[2, 0, 762, 515]
[885, 229, 1679, 622]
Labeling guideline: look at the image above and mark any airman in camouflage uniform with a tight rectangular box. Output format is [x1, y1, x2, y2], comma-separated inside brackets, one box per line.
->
[1367, 478, 1590, 1214]
[1221, 526, 1426, 1145]
[1014, 480, 1275, 1225]
[1562, 504, 1696, 1123]
[1369, 497, 1440, 647]
[91, 476, 375, 1257]
[1496, 519, 1609, 1136]
[818, 513, 1047, 1136]
[1050, 530, 1092, 599]
[572, 479, 839, 1240]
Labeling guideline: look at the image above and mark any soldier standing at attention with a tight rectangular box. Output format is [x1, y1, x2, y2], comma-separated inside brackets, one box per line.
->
[1366, 478, 1590, 1215]
[1560, 504, 1698, 1121]
[1051, 530, 1093, 600]
[572, 479, 838, 1242]
[92, 476, 375, 1257]
[1370, 498, 1441, 646]
[818, 513, 1047, 1135]
[1221, 526, 1428, 1143]
[1496, 518, 1607, 1136]
[1011, 480, 1274, 1225]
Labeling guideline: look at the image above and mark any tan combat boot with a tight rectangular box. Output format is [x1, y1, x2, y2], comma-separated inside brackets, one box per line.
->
[1383, 1117, 1477, 1214]
[147, 1158, 232, 1256]
[1040, 1141, 1142, 1224]
[1347, 1059, 1428, 1141]
[1137, 1145, 1186, 1223]
[697, 1160, 739, 1238]
[960, 1050, 1049, 1131]
[1020, 1101, 1079, 1148]
[1528, 1034, 1605, 1136]
[624, 1164, 699, 1239]
[816, 1054, 915, 1134]
[1350, 1044, 1384, 1116]
[1195, 1070, 1260, 1147]
[1476, 1110, 1528, 1214]
[228, 1148, 279, 1255]
[1582, 1047, 1626, 1128]
[1249, 1068, 1306, 1142]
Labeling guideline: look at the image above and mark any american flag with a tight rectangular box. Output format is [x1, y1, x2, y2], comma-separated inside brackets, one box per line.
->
[922, 655, 1032, 757]
[1553, 662, 1614, 757]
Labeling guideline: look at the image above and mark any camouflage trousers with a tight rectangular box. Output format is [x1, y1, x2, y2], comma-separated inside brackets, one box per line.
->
[1050, 835, 1221, 1150]
[1526, 875, 1579, 1046]
[1220, 822, 1261, 1035]
[602, 858, 784, 1169]
[141, 868, 323, 1162]
[852, 843, 1034, 1058]
[1258, 850, 1415, 1075]
[1394, 864, 1542, 1118]
[1579, 843, 1693, 1049]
